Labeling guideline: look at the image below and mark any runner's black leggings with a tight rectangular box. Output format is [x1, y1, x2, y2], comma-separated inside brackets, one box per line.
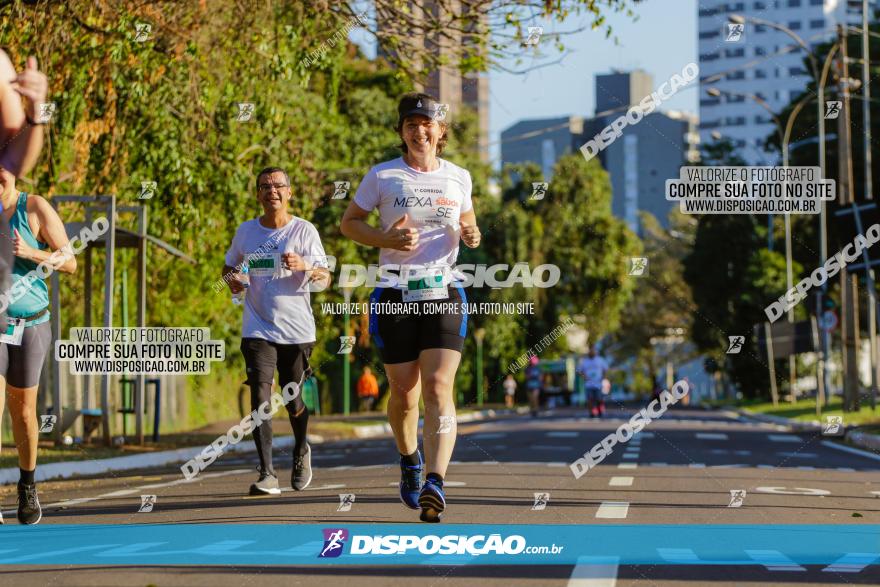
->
[240, 338, 313, 475]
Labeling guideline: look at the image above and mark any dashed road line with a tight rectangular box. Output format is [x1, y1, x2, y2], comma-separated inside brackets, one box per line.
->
[768, 435, 802, 443]
[617, 463, 638, 469]
[595, 501, 629, 519]
[695, 433, 728, 440]
[608, 476, 633, 487]
[548, 431, 580, 438]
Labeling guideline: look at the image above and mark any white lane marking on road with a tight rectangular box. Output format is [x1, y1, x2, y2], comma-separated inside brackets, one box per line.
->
[298, 484, 346, 492]
[745, 549, 806, 572]
[797, 466, 816, 470]
[42, 468, 251, 511]
[836, 467, 856, 472]
[649, 463, 668, 467]
[315, 454, 345, 459]
[621, 453, 639, 460]
[617, 463, 638, 469]
[567, 556, 620, 587]
[711, 464, 747, 468]
[822, 553, 878, 573]
[547, 462, 568, 467]
[388, 481, 467, 487]
[688, 464, 706, 468]
[489, 445, 509, 450]
[608, 477, 633, 487]
[696, 433, 728, 440]
[821, 440, 880, 463]
[595, 502, 629, 519]
[871, 491, 880, 496]
[755, 486, 831, 496]
[639, 432, 655, 439]
[469, 433, 507, 440]
[548, 431, 579, 438]
[776, 452, 819, 459]
[768, 435, 802, 443]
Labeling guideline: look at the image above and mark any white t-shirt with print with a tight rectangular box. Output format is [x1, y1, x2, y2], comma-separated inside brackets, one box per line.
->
[353, 157, 473, 288]
[225, 216, 328, 344]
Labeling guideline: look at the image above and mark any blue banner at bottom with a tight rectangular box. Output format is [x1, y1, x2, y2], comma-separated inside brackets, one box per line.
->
[0, 524, 876, 566]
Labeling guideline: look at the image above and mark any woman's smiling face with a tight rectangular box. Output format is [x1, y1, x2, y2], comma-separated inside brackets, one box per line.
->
[400, 115, 445, 157]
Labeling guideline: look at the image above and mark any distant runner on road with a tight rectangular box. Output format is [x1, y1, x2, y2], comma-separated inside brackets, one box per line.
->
[578, 346, 609, 418]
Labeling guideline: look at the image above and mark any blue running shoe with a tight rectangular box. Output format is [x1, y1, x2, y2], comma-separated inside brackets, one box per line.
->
[399, 451, 423, 510]
[418, 477, 445, 523]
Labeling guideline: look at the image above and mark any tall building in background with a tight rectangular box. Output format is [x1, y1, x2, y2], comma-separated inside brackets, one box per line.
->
[500, 71, 699, 234]
[595, 69, 654, 115]
[377, 1, 490, 162]
[698, 0, 877, 164]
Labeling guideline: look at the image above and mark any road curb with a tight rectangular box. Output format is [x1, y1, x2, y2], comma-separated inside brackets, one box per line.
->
[731, 406, 880, 453]
[0, 407, 526, 485]
[729, 407, 823, 431]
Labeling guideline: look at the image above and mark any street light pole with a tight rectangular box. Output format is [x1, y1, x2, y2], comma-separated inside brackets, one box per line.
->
[707, 87, 783, 251]
[731, 13, 840, 406]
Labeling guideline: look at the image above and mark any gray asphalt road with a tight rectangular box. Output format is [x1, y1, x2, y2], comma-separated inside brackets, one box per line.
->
[1, 406, 878, 586]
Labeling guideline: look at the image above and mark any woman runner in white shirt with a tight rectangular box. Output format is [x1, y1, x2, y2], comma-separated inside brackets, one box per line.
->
[341, 93, 481, 522]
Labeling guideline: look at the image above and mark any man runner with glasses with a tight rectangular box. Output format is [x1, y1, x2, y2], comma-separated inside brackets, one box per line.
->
[223, 167, 331, 495]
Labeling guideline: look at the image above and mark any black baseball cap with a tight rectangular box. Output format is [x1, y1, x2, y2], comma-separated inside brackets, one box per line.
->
[397, 93, 447, 127]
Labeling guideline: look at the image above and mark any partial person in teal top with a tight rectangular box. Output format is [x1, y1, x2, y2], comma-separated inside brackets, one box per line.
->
[8, 190, 49, 325]
[0, 165, 77, 526]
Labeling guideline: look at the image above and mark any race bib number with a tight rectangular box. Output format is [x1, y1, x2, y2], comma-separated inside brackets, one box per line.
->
[402, 268, 448, 302]
[247, 253, 280, 278]
[1, 317, 25, 346]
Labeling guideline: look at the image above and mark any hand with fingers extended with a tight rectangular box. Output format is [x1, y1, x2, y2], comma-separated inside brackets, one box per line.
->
[383, 213, 420, 251]
[459, 219, 481, 248]
[11, 57, 48, 125]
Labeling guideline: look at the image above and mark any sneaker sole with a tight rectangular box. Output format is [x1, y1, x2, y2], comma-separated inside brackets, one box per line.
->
[292, 469, 312, 491]
[418, 492, 445, 523]
[17, 510, 41, 525]
[249, 485, 281, 496]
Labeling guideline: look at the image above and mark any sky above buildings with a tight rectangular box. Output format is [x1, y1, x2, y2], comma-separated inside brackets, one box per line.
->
[350, 0, 699, 168]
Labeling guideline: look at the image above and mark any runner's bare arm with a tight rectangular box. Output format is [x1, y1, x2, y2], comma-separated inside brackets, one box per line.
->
[12, 195, 76, 274]
[222, 264, 244, 293]
[341, 201, 418, 251]
[459, 209, 481, 248]
[0, 56, 47, 177]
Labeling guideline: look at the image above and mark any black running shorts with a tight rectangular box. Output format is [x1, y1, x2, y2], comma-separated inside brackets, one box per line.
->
[368, 284, 468, 364]
[0, 320, 52, 388]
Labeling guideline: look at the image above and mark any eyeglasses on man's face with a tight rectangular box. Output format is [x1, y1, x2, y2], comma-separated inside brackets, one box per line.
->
[258, 182, 289, 192]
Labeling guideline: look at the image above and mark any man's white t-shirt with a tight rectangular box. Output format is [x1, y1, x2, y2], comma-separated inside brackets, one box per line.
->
[579, 356, 609, 389]
[224, 216, 328, 344]
[353, 157, 473, 288]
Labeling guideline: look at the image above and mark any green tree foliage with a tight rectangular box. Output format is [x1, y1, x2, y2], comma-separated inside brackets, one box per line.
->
[485, 154, 639, 398]
[684, 139, 793, 397]
[605, 210, 695, 394]
[0, 0, 645, 421]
